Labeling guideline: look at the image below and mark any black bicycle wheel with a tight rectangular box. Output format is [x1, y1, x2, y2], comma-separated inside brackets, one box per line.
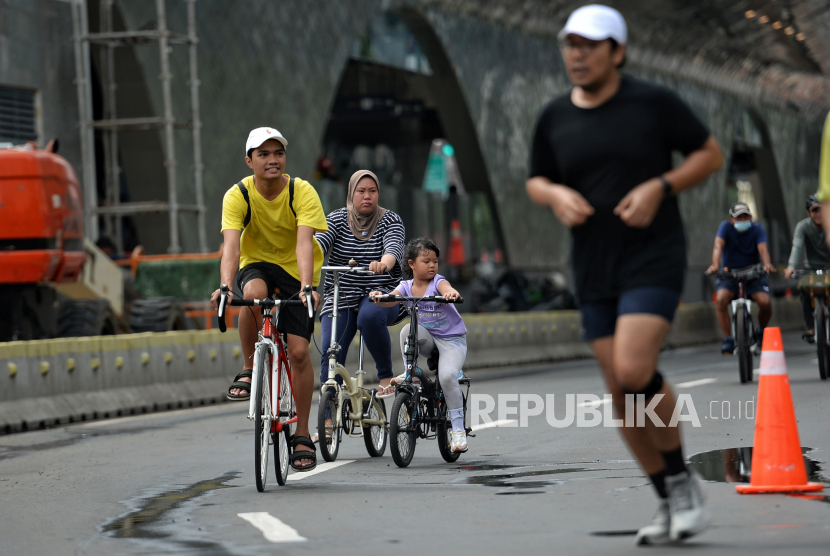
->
[817, 302, 829, 380]
[744, 308, 754, 383]
[736, 305, 751, 384]
[437, 401, 461, 463]
[274, 361, 294, 485]
[318, 390, 340, 462]
[390, 391, 417, 468]
[254, 345, 271, 492]
[362, 397, 387, 457]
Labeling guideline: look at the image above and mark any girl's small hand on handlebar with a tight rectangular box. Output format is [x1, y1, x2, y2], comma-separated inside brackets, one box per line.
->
[443, 288, 460, 301]
[369, 290, 384, 303]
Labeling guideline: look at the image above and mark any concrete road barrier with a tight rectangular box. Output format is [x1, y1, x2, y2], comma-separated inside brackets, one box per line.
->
[0, 299, 803, 434]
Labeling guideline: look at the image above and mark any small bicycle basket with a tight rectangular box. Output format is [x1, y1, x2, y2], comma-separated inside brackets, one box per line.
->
[798, 273, 830, 297]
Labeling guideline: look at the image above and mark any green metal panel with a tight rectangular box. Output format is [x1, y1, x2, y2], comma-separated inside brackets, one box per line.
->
[133, 259, 220, 300]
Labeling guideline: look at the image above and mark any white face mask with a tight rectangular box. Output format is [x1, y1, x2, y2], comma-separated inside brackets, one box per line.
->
[734, 221, 752, 233]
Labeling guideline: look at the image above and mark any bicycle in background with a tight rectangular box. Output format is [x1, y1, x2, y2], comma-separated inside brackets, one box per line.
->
[713, 266, 765, 384]
[793, 270, 830, 380]
[317, 262, 388, 462]
[217, 284, 312, 491]
[373, 293, 472, 468]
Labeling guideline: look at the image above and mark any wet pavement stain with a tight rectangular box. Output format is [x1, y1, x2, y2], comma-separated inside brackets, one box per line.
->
[589, 529, 638, 537]
[101, 472, 240, 554]
[0, 426, 168, 462]
[458, 466, 637, 490]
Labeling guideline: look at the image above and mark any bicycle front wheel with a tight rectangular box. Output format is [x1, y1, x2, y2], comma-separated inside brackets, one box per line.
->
[817, 302, 829, 380]
[362, 397, 387, 457]
[390, 391, 417, 468]
[274, 360, 294, 485]
[318, 389, 340, 462]
[437, 400, 461, 463]
[254, 344, 271, 492]
[736, 305, 752, 384]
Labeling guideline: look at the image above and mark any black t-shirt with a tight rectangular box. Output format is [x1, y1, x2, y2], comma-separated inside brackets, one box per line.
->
[529, 76, 710, 304]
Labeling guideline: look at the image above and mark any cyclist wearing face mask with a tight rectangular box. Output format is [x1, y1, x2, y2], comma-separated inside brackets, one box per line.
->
[706, 203, 775, 354]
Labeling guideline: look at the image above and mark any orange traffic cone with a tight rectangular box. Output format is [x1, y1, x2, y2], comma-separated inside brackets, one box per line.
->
[736, 327, 824, 494]
[448, 218, 466, 266]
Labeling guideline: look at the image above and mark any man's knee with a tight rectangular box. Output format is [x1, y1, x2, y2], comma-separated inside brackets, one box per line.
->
[243, 279, 268, 299]
[753, 293, 771, 309]
[288, 341, 310, 367]
[618, 369, 664, 399]
[715, 290, 733, 309]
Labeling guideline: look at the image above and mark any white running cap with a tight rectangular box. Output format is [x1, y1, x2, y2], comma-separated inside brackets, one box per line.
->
[245, 127, 287, 156]
[558, 4, 627, 44]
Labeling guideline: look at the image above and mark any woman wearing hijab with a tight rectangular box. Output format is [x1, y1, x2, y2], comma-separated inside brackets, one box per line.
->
[315, 170, 406, 402]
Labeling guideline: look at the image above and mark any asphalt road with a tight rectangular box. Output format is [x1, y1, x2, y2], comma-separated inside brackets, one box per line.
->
[1, 333, 828, 555]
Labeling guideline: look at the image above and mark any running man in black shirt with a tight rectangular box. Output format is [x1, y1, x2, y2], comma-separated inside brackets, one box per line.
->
[526, 5, 723, 546]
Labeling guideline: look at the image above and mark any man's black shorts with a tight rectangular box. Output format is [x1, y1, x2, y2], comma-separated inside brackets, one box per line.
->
[236, 262, 312, 342]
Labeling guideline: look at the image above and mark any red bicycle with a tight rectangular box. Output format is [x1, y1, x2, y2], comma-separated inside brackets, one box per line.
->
[218, 285, 312, 491]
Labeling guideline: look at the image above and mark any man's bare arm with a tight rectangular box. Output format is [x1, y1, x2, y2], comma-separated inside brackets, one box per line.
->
[296, 225, 320, 310]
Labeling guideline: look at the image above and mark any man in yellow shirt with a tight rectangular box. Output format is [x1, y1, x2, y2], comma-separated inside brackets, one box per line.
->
[818, 112, 830, 247]
[211, 127, 327, 471]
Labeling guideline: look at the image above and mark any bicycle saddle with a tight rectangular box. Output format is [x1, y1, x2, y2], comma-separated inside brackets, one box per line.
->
[427, 347, 439, 372]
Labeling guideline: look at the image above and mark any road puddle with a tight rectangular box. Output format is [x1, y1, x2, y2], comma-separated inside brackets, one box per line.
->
[688, 447, 830, 503]
[457, 463, 637, 492]
[101, 472, 240, 553]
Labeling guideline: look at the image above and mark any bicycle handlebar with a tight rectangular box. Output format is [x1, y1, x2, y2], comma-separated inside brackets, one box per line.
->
[321, 265, 375, 276]
[710, 267, 766, 281]
[791, 269, 830, 279]
[216, 284, 306, 333]
[372, 294, 464, 304]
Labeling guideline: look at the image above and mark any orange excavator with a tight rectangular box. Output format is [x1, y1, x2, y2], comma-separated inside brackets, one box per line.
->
[0, 142, 118, 341]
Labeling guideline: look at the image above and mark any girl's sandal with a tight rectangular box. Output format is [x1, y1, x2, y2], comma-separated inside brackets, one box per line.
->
[376, 384, 396, 399]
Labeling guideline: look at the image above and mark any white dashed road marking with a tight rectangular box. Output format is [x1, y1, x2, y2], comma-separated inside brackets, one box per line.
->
[676, 378, 718, 388]
[471, 419, 518, 432]
[238, 512, 306, 543]
[287, 459, 354, 481]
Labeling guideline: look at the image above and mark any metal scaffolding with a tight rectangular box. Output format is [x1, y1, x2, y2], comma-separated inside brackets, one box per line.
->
[71, 0, 207, 254]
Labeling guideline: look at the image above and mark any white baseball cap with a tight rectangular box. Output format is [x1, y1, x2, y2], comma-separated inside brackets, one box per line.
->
[559, 4, 627, 44]
[245, 127, 287, 156]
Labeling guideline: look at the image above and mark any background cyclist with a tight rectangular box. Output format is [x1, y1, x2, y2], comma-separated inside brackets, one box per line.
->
[784, 194, 830, 342]
[210, 127, 327, 471]
[706, 202, 775, 354]
[314, 170, 406, 401]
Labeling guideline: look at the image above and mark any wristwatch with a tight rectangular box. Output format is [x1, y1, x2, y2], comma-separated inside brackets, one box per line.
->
[659, 175, 673, 197]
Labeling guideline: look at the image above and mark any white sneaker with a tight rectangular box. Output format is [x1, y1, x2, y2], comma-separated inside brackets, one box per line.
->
[635, 500, 670, 546]
[450, 430, 468, 453]
[665, 471, 708, 541]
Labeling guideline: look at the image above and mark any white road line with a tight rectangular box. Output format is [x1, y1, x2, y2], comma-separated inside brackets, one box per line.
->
[471, 419, 518, 432]
[287, 459, 353, 481]
[238, 512, 306, 543]
[676, 378, 718, 388]
[578, 398, 611, 408]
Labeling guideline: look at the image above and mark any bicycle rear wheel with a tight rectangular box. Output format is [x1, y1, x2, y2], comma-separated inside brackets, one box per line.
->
[816, 302, 829, 380]
[318, 390, 340, 462]
[362, 397, 387, 457]
[274, 360, 294, 485]
[736, 305, 752, 384]
[254, 345, 271, 492]
[437, 400, 460, 463]
[390, 391, 417, 468]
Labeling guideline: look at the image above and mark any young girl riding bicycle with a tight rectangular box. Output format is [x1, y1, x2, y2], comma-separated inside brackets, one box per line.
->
[371, 237, 470, 453]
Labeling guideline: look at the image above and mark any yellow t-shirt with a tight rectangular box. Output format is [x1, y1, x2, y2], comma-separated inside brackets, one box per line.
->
[818, 111, 830, 202]
[220, 174, 328, 286]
